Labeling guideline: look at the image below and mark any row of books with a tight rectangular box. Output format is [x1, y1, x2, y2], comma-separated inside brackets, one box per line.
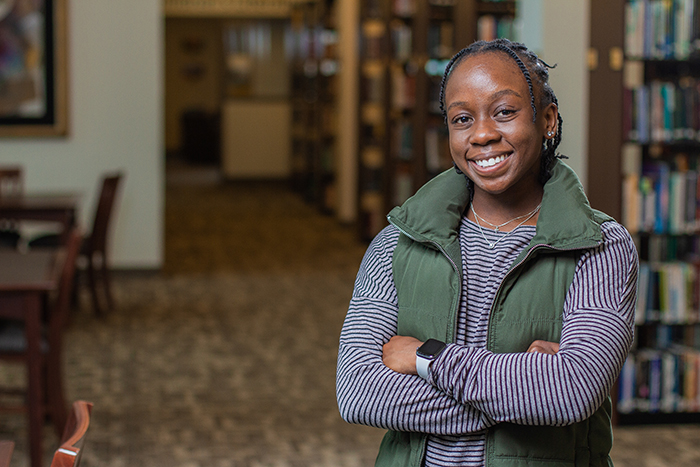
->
[361, 65, 385, 104]
[393, 166, 414, 206]
[393, 120, 413, 161]
[362, 19, 387, 60]
[288, 26, 337, 62]
[622, 162, 700, 235]
[425, 124, 451, 174]
[387, 120, 451, 168]
[635, 323, 700, 349]
[617, 346, 700, 414]
[623, 79, 700, 144]
[477, 14, 515, 42]
[427, 21, 455, 59]
[625, 0, 699, 60]
[636, 231, 700, 263]
[637, 261, 700, 325]
[359, 189, 386, 240]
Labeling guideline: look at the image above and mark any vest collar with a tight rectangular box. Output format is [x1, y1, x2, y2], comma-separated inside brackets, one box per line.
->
[387, 161, 606, 251]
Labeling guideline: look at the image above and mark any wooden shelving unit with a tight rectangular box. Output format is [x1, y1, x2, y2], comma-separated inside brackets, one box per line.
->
[289, 0, 339, 214]
[356, 0, 516, 241]
[608, 0, 700, 425]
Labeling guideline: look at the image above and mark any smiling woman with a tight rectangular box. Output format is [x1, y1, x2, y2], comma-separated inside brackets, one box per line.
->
[337, 38, 639, 467]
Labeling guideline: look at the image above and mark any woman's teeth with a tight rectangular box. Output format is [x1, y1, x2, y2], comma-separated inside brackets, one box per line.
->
[475, 155, 508, 168]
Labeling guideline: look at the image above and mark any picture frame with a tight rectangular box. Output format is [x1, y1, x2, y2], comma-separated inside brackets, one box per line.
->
[0, 0, 68, 137]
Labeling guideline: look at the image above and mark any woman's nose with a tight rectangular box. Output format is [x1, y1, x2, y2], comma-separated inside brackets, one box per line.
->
[470, 118, 500, 146]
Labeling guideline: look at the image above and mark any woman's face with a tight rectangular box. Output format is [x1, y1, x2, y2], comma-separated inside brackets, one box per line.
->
[444, 52, 557, 201]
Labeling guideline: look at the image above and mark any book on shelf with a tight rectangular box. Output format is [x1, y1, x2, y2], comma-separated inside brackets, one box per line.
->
[391, 21, 413, 61]
[393, 0, 416, 17]
[393, 166, 414, 206]
[425, 125, 451, 174]
[390, 64, 416, 109]
[361, 61, 386, 104]
[364, 0, 385, 18]
[362, 19, 386, 59]
[393, 120, 413, 161]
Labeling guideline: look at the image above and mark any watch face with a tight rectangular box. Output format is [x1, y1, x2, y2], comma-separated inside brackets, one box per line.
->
[417, 339, 446, 358]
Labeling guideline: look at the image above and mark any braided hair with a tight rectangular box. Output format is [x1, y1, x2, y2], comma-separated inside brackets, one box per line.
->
[440, 38, 565, 185]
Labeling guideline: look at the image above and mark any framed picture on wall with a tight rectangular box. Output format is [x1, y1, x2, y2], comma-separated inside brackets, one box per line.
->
[0, 0, 68, 137]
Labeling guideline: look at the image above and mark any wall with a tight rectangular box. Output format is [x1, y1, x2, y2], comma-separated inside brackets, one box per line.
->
[517, 0, 590, 189]
[541, 0, 590, 190]
[0, 0, 164, 269]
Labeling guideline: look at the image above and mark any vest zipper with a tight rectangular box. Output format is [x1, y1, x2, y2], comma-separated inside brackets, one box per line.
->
[484, 240, 601, 467]
[388, 219, 463, 467]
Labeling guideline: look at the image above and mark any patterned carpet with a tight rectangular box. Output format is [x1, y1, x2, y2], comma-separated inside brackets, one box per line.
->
[0, 163, 699, 466]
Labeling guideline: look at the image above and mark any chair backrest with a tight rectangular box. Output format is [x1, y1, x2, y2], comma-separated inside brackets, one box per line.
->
[49, 227, 83, 334]
[88, 172, 123, 253]
[0, 167, 23, 199]
[50, 401, 93, 467]
[0, 440, 14, 467]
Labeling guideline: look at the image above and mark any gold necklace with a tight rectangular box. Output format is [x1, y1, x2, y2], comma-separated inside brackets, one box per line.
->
[470, 202, 541, 249]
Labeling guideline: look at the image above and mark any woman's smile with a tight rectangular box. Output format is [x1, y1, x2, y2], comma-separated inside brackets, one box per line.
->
[472, 153, 511, 169]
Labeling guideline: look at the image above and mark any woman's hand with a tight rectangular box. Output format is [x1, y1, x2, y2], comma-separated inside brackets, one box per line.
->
[527, 340, 560, 355]
[383, 336, 423, 374]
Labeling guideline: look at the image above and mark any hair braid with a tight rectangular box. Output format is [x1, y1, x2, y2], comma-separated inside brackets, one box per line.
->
[489, 43, 537, 122]
[438, 48, 470, 121]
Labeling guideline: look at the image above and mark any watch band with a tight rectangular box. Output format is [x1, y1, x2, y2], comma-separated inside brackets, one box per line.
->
[415, 339, 447, 380]
[416, 354, 432, 380]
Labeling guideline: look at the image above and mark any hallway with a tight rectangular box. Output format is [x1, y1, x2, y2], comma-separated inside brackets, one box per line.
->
[0, 163, 699, 466]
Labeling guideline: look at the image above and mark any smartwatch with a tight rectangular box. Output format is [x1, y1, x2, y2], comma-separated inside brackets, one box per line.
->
[416, 338, 446, 380]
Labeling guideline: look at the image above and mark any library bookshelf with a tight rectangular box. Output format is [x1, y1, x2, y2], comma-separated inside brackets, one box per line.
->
[356, 0, 516, 241]
[615, 0, 700, 425]
[290, 0, 339, 214]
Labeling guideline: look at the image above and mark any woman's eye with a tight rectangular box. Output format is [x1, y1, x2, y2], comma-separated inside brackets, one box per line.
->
[497, 108, 516, 117]
[452, 115, 471, 125]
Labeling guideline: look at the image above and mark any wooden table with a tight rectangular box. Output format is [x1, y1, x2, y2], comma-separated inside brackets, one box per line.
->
[0, 193, 80, 241]
[0, 250, 64, 467]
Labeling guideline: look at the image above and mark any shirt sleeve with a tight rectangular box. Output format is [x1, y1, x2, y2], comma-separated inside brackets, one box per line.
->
[336, 226, 492, 435]
[428, 221, 639, 426]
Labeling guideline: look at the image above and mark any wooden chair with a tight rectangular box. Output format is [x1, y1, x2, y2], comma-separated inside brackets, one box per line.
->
[0, 167, 23, 249]
[0, 167, 23, 199]
[50, 401, 93, 467]
[0, 440, 14, 467]
[82, 172, 123, 315]
[0, 228, 82, 467]
[30, 172, 124, 315]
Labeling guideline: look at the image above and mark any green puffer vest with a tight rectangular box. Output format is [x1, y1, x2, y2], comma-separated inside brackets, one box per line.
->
[378, 161, 615, 467]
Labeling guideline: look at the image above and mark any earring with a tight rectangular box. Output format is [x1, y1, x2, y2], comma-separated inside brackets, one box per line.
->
[546, 130, 554, 137]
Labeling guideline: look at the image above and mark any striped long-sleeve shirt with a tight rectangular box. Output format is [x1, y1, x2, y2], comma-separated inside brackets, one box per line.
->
[337, 216, 638, 466]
